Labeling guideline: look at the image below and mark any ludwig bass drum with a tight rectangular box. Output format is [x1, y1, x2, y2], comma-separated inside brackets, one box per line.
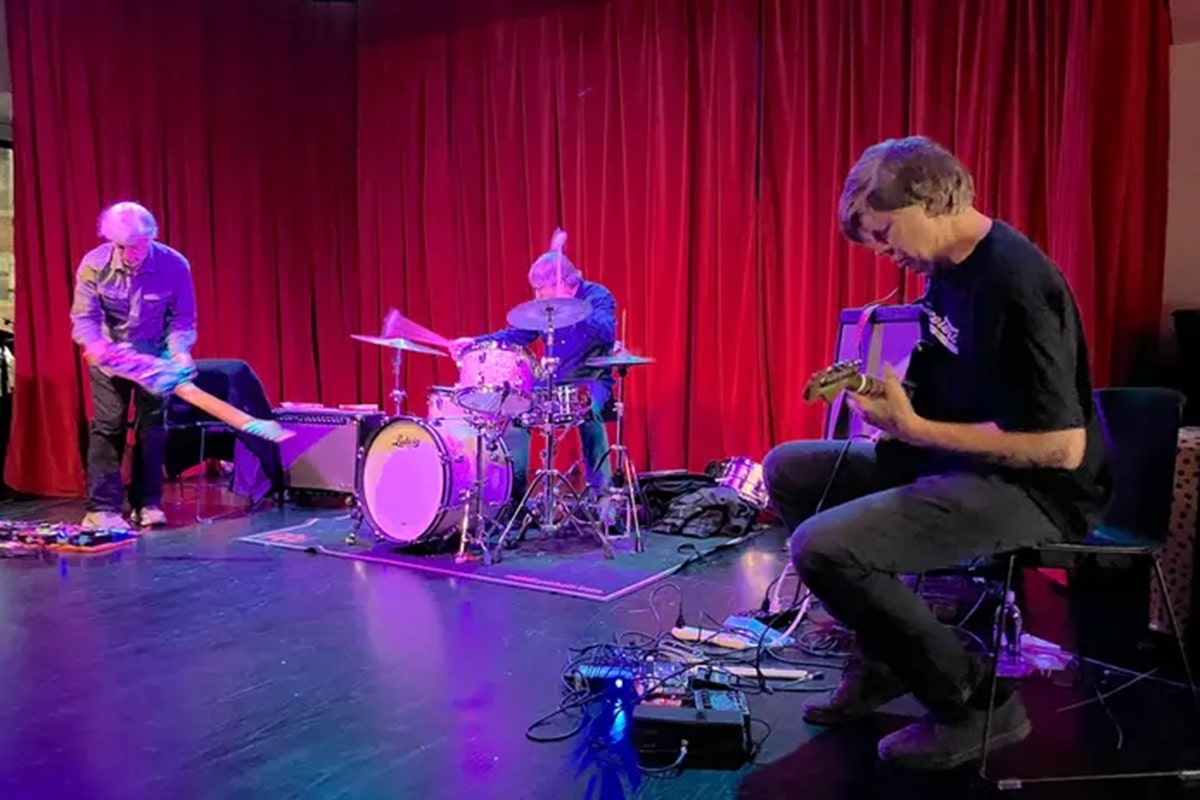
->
[357, 416, 513, 545]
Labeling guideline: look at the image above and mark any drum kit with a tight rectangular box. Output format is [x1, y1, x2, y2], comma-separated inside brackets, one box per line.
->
[347, 297, 654, 567]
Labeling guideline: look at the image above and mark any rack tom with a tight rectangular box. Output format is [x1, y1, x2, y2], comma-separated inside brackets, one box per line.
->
[455, 341, 538, 416]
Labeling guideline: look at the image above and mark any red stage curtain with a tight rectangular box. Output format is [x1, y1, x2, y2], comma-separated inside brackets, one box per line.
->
[5, 0, 1171, 496]
[5, 0, 359, 496]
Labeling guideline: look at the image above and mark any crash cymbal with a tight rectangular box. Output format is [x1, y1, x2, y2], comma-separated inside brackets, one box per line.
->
[584, 353, 656, 368]
[350, 334, 446, 356]
[506, 297, 591, 330]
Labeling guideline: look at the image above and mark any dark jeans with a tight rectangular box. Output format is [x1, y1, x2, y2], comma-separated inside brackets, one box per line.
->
[763, 439, 1063, 721]
[87, 366, 166, 512]
[504, 381, 613, 504]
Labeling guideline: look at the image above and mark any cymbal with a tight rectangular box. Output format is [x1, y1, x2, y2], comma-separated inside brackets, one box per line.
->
[584, 353, 656, 368]
[506, 297, 591, 330]
[350, 334, 446, 356]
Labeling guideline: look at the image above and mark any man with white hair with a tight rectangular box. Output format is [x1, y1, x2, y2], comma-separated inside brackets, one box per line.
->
[70, 201, 197, 530]
[449, 229, 616, 509]
[763, 137, 1110, 769]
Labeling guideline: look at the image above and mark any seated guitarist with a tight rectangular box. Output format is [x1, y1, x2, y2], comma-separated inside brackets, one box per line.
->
[764, 137, 1110, 770]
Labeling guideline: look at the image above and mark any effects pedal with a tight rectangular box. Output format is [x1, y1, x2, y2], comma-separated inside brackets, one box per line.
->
[632, 689, 752, 770]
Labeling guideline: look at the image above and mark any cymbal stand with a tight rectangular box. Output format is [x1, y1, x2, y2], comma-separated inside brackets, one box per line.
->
[491, 309, 613, 562]
[389, 348, 406, 417]
[592, 363, 645, 552]
[455, 413, 507, 566]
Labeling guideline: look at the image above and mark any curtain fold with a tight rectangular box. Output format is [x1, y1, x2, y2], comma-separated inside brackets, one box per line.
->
[5, 0, 1171, 496]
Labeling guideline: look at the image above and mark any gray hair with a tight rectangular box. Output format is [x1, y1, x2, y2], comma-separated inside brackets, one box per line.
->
[528, 252, 582, 289]
[838, 137, 974, 243]
[97, 201, 158, 244]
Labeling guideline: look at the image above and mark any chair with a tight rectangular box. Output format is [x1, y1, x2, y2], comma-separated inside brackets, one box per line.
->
[164, 389, 232, 524]
[163, 359, 275, 524]
[979, 387, 1200, 789]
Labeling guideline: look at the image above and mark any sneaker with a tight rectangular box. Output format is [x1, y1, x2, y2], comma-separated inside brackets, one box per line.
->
[803, 658, 907, 725]
[82, 511, 131, 532]
[877, 692, 1033, 770]
[134, 506, 168, 527]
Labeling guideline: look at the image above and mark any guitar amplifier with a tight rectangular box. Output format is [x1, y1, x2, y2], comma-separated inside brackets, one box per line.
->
[273, 407, 388, 495]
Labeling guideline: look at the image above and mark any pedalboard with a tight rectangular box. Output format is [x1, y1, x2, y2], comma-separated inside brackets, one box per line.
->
[632, 689, 752, 770]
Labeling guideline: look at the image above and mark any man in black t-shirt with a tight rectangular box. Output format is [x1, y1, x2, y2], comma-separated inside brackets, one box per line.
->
[764, 137, 1109, 770]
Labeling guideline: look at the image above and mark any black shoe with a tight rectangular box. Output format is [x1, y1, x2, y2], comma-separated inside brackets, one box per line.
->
[803, 659, 907, 726]
[877, 692, 1032, 770]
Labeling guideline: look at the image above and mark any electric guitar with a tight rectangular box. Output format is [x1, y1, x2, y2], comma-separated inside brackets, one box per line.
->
[98, 344, 294, 443]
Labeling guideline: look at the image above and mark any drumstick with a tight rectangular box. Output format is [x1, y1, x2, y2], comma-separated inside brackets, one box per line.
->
[386, 309, 452, 349]
[550, 228, 567, 287]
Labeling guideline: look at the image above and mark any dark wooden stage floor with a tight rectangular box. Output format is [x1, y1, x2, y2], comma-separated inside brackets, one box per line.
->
[1, 485, 1198, 800]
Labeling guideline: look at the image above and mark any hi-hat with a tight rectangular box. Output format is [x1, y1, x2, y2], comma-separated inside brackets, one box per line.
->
[350, 334, 446, 356]
[585, 353, 655, 369]
[506, 297, 590, 331]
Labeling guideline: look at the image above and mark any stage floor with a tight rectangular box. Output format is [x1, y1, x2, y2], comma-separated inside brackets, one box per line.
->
[0, 484, 1197, 800]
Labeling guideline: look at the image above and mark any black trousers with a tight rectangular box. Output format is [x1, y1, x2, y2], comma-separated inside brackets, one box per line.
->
[87, 366, 166, 512]
[763, 440, 1063, 721]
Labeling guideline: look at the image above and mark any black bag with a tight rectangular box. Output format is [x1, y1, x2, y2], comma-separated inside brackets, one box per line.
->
[651, 485, 758, 539]
[637, 471, 716, 525]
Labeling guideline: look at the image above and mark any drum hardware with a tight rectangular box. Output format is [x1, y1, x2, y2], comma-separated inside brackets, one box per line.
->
[454, 412, 513, 566]
[350, 333, 447, 417]
[492, 298, 613, 561]
[708, 456, 769, 509]
[584, 349, 655, 553]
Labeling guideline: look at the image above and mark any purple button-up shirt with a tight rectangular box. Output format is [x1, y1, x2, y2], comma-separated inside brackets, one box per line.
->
[70, 241, 197, 358]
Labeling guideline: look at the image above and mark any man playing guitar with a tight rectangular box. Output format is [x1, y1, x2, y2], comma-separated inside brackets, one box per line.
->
[764, 137, 1110, 770]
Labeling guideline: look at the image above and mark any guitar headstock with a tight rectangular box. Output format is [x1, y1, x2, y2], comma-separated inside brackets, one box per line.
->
[802, 359, 864, 403]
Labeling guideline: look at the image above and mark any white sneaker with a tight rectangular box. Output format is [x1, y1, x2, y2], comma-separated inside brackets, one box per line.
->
[134, 506, 168, 527]
[82, 511, 131, 531]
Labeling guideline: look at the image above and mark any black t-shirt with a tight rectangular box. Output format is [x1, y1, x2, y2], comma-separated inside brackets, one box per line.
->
[876, 220, 1111, 539]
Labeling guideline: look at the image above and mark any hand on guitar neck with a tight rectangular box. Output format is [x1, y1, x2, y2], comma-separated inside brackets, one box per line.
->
[803, 359, 918, 442]
[802, 359, 892, 403]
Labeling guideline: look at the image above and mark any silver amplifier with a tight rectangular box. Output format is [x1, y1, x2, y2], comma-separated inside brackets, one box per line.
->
[272, 408, 388, 494]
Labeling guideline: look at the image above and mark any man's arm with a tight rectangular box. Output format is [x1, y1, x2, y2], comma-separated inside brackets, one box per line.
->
[905, 419, 1085, 470]
[903, 279, 1086, 470]
[482, 326, 539, 348]
[69, 261, 109, 364]
[166, 258, 198, 358]
[581, 289, 617, 348]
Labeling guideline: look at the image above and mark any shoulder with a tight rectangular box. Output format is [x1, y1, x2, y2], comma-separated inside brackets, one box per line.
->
[152, 242, 191, 271]
[975, 221, 1072, 306]
[77, 243, 114, 274]
[581, 281, 615, 303]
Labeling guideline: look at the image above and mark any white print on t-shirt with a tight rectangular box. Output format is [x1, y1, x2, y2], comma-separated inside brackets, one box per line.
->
[927, 309, 960, 355]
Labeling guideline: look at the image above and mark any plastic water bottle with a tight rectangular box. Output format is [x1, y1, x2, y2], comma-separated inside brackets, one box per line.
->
[992, 590, 1024, 675]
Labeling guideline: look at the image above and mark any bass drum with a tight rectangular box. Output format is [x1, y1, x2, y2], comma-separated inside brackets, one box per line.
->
[358, 416, 513, 545]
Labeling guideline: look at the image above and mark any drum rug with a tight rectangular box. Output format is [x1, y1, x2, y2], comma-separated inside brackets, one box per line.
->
[237, 515, 770, 602]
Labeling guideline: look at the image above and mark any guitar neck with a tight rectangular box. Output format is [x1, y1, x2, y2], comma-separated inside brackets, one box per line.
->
[847, 372, 888, 398]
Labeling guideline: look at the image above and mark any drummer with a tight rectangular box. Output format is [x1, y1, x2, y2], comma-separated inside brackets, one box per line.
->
[449, 229, 616, 506]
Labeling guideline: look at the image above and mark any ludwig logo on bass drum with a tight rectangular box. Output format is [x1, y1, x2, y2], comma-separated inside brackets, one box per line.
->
[390, 433, 423, 449]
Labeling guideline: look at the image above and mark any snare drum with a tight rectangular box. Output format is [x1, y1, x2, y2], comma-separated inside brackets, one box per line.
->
[426, 385, 468, 419]
[357, 416, 513, 545]
[523, 382, 594, 427]
[713, 457, 769, 509]
[455, 341, 538, 416]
